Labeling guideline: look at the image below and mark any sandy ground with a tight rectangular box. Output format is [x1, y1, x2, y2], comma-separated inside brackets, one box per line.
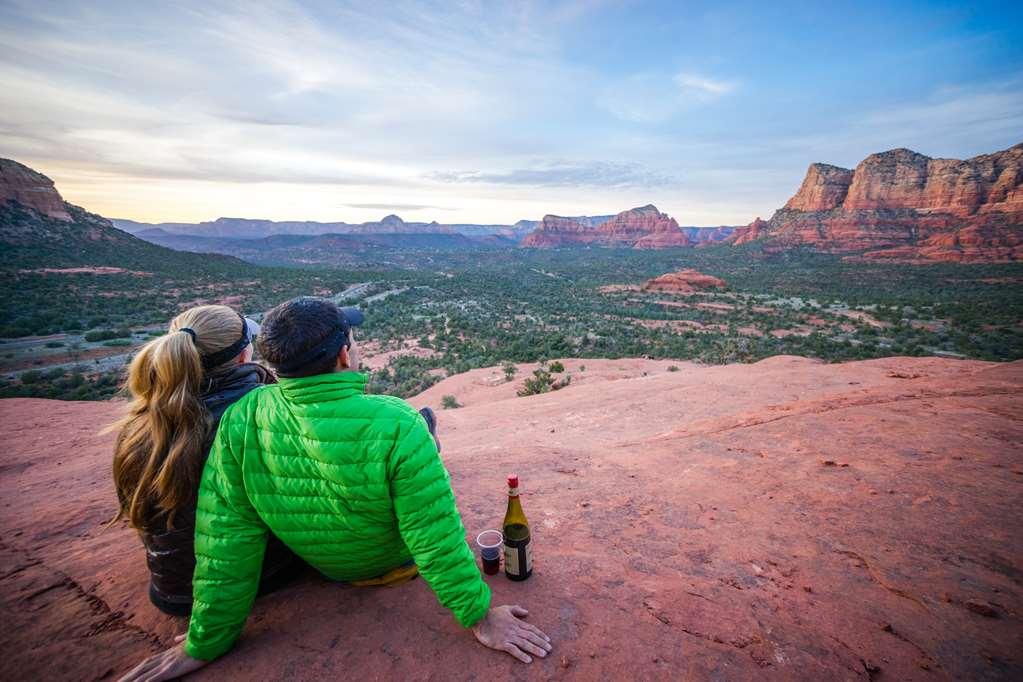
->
[1, 355, 1021, 680]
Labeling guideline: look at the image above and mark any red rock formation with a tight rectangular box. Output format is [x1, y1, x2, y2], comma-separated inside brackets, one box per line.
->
[522, 205, 691, 248]
[0, 158, 72, 221]
[783, 163, 854, 211]
[642, 268, 726, 293]
[520, 214, 593, 247]
[730, 217, 769, 245]
[734, 143, 1023, 262]
[2, 356, 1022, 680]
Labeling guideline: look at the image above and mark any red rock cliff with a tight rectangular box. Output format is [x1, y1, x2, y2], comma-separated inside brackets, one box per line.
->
[735, 143, 1023, 262]
[522, 204, 691, 248]
[0, 158, 72, 221]
[783, 163, 854, 211]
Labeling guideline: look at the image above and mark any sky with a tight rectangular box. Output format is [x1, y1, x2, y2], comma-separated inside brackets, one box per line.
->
[1, 0, 1022, 226]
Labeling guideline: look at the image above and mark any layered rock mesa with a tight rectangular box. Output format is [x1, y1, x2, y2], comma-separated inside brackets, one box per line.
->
[522, 204, 692, 248]
[730, 143, 1023, 262]
[2, 356, 1022, 680]
[642, 268, 726, 293]
[0, 158, 72, 221]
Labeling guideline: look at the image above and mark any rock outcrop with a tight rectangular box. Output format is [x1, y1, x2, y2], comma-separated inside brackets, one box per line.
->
[522, 205, 691, 248]
[682, 225, 736, 246]
[783, 163, 855, 211]
[2, 356, 1021, 680]
[730, 217, 769, 246]
[642, 268, 726, 293]
[0, 158, 72, 221]
[732, 143, 1023, 262]
[1, 161, 252, 271]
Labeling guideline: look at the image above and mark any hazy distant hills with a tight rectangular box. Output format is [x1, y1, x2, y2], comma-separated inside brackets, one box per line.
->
[112, 214, 553, 241]
[134, 229, 520, 266]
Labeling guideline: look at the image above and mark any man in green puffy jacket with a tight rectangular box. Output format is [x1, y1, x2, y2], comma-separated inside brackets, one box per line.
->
[120, 297, 551, 681]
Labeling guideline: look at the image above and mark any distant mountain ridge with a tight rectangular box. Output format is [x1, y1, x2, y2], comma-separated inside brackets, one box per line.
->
[11, 143, 1020, 266]
[730, 142, 1023, 262]
[113, 214, 550, 242]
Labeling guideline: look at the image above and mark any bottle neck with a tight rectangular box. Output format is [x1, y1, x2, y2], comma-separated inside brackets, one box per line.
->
[508, 486, 519, 497]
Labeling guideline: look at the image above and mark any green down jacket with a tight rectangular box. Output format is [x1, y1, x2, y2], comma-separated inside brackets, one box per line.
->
[183, 371, 491, 661]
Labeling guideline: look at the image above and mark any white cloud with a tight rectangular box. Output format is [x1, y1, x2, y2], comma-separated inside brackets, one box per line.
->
[427, 160, 678, 188]
[598, 71, 738, 123]
[674, 72, 737, 98]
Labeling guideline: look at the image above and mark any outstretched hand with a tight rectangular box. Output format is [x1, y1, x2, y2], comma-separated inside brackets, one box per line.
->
[118, 633, 207, 682]
[472, 604, 552, 663]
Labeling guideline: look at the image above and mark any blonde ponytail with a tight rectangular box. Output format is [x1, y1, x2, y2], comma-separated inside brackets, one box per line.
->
[110, 305, 248, 529]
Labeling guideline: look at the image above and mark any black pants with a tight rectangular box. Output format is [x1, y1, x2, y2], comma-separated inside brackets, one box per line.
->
[149, 557, 309, 617]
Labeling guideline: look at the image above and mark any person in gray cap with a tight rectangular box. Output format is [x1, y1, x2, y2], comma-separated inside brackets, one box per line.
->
[119, 296, 551, 682]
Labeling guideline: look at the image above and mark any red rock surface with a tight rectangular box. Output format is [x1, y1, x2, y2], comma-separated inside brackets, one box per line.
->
[729, 217, 769, 246]
[783, 164, 855, 211]
[734, 143, 1023, 262]
[642, 269, 727, 293]
[0, 158, 72, 221]
[2, 356, 1022, 680]
[522, 205, 691, 248]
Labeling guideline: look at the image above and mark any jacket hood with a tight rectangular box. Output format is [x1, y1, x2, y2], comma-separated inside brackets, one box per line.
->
[202, 362, 276, 420]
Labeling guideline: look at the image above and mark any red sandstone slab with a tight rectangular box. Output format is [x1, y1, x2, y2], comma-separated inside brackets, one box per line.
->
[1, 356, 1021, 680]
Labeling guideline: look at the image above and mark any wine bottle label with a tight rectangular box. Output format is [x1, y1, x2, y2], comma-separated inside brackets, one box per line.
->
[508, 487, 519, 496]
[505, 543, 519, 575]
[504, 538, 532, 576]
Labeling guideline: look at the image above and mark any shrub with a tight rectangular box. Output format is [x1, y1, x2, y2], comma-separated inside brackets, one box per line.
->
[548, 360, 565, 373]
[20, 370, 42, 384]
[103, 339, 132, 347]
[84, 328, 131, 342]
[517, 362, 571, 397]
[45, 341, 65, 348]
[667, 365, 680, 372]
[502, 362, 518, 382]
[441, 394, 462, 409]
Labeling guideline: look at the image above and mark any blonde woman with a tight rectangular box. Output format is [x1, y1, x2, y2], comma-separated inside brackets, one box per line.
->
[110, 304, 299, 616]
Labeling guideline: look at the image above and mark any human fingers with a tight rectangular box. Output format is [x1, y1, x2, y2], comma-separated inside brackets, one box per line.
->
[519, 621, 551, 642]
[509, 605, 528, 617]
[118, 653, 163, 682]
[503, 642, 532, 663]
[139, 659, 173, 682]
[510, 635, 548, 659]
[173, 633, 187, 643]
[516, 627, 553, 652]
[145, 658, 185, 682]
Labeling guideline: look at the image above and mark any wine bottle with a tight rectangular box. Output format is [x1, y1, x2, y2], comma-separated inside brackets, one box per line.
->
[503, 474, 532, 581]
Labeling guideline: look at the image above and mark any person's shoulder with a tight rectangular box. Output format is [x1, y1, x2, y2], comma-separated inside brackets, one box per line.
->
[354, 393, 421, 423]
[220, 383, 281, 423]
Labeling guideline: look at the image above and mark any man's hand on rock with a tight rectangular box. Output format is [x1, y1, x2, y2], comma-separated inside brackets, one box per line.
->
[118, 634, 207, 682]
[472, 604, 552, 663]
